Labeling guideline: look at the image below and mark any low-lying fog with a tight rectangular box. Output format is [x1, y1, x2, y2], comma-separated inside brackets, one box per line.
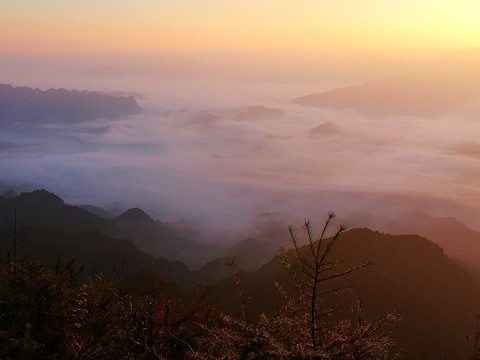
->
[2, 50, 480, 238]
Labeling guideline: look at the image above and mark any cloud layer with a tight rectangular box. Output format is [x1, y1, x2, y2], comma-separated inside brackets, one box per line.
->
[2, 54, 480, 237]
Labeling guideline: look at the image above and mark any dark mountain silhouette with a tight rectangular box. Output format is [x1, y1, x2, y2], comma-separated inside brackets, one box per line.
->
[80, 204, 113, 219]
[113, 208, 220, 268]
[191, 257, 233, 284]
[382, 211, 480, 283]
[3, 187, 480, 358]
[115, 207, 156, 225]
[212, 228, 480, 360]
[0, 189, 117, 235]
[0, 223, 245, 289]
[1, 225, 192, 286]
[223, 237, 278, 271]
[0, 83, 141, 125]
[0, 190, 219, 268]
[203, 214, 297, 274]
[188, 237, 283, 284]
[180, 230, 292, 285]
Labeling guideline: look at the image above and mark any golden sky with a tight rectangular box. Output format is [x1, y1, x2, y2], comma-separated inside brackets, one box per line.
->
[2, 0, 480, 53]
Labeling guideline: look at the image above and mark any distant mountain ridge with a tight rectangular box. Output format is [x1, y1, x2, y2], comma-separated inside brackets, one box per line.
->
[115, 207, 156, 224]
[0, 189, 217, 267]
[0, 83, 141, 125]
[0, 189, 284, 271]
[80, 204, 113, 219]
[0, 189, 116, 234]
[293, 50, 480, 118]
[293, 77, 480, 118]
[113, 207, 222, 268]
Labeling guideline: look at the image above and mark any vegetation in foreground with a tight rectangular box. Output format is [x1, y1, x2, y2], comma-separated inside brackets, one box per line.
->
[0, 214, 399, 359]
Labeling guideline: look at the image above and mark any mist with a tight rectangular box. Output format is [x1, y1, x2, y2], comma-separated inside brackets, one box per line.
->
[2, 49, 480, 239]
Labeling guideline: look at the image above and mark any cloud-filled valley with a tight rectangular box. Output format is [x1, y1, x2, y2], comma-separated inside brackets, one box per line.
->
[2, 52, 480, 238]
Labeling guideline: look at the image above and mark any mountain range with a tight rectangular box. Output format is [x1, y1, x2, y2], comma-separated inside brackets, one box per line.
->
[1, 189, 480, 359]
[0, 84, 141, 125]
[294, 49, 480, 118]
[0, 190, 217, 268]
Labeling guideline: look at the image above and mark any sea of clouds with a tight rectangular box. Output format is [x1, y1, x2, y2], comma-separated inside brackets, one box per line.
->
[2, 52, 480, 237]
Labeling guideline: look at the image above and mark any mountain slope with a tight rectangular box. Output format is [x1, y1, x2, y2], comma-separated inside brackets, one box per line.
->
[382, 211, 480, 282]
[0, 190, 218, 268]
[213, 228, 480, 360]
[0, 189, 117, 235]
[113, 208, 221, 268]
[0, 225, 193, 286]
[80, 204, 113, 219]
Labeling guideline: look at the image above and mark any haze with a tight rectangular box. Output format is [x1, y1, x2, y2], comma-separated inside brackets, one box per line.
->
[2, 0, 480, 236]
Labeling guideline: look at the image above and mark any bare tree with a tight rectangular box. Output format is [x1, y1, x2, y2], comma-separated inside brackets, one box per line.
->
[278, 212, 397, 351]
[1, 199, 28, 271]
[200, 212, 398, 359]
[227, 256, 249, 324]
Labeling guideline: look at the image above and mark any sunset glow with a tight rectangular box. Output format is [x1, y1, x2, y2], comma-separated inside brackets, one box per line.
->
[3, 0, 480, 53]
[4, 2, 480, 358]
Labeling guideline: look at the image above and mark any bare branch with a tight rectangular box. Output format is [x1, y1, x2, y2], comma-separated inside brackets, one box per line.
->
[318, 262, 370, 283]
[315, 211, 336, 259]
[227, 257, 249, 324]
[318, 224, 347, 266]
[303, 219, 316, 258]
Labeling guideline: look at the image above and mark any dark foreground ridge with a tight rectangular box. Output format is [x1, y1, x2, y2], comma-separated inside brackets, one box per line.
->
[1, 189, 480, 359]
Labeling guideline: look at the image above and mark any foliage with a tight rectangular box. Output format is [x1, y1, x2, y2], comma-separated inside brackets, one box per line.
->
[0, 213, 398, 359]
[196, 213, 399, 359]
[0, 259, 211, 360]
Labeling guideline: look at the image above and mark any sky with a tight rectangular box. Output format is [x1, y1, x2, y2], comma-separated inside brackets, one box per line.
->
[2, 0, 480, 53]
